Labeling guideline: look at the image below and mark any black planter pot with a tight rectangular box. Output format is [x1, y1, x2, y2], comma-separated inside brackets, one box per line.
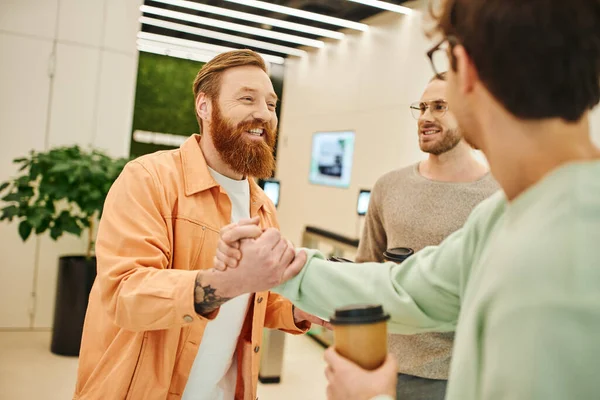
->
[50, 255, 97, 356]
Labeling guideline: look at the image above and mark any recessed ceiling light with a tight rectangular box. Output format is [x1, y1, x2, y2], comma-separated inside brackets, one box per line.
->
[347, 0, 413, 15]
[137, 31, 286, 64]
[137, 42, 215, 64]
[141, 5, 324, 48]
[149, 0, 345, 40]
[140, 16, 307, 57]
[224, 0, 369, 32]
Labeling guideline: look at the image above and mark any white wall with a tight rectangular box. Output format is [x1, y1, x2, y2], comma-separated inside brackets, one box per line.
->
[276, 9, 433, 246]
[275, 5, 600, 247]
[0, 0, 141, 328]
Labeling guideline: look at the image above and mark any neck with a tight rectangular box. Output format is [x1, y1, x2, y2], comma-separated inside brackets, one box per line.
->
[479, 111, 600, 201]
[419, 141, 489, 182]
[199, 132, 244, 180]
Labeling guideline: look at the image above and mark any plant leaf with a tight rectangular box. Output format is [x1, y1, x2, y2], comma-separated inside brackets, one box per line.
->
[2, 192, 22, 202]
[62, 216, 82, 236]
[49, 163, 72, 174]
[35, 217, 52, 234]
[0, 205, 19, 221]
[27, 207, 46, 230]
[0, 182, 9, 193]
[18, 221, 33, 241]
[50, 224, 62, 240]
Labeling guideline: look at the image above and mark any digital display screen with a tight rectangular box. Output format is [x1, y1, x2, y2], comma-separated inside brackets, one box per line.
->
[262, 180, 280, 208]
[357, 189, 371, 216]
[309, 131, 355, 188]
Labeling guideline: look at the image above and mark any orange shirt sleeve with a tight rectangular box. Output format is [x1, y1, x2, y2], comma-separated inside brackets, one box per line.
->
[264, 292, 310, 334]
[95, 161, 217, 332]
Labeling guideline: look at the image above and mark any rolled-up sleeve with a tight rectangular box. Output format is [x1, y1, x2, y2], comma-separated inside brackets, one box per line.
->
[96, 161, 217, 332]
[264, 292, 310, 334]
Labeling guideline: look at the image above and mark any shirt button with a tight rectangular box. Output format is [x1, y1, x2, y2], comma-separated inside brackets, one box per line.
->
[183, 315, 194, 323]
[257, 297, 263, 304]
[254, 346, 260, 353]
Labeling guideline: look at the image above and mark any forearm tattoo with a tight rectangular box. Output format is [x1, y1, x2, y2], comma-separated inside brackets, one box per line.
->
[194, 273, 231, 316]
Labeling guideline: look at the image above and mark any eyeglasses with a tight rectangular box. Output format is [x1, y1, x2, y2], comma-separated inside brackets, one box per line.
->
[426, 36, 459, 79]
[409, 100, 449, 120]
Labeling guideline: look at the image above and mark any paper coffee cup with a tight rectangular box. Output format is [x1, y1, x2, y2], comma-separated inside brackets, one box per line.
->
[330, 304, 390, 370]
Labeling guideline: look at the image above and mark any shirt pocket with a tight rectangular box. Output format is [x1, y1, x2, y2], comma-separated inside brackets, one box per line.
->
[192, 226, 220, 271]
[169, 218, 216, 271]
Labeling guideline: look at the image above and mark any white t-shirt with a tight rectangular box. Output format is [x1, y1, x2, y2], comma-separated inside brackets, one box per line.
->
[182, 168, 251, 400]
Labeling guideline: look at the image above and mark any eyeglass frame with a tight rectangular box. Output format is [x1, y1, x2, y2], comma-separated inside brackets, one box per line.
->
[426, 35, 459, 79]
[409, 100, 450, 120]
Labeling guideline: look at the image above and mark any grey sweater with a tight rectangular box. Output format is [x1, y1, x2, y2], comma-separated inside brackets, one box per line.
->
[356, 163, 498, 379]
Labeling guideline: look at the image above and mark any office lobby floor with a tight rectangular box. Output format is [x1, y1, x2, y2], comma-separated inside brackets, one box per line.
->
[0, 330, 328, 400]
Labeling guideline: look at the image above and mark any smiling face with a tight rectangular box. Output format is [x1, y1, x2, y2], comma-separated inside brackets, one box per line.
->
[206, 65, 279, 179]
[416, 79, 462, 155]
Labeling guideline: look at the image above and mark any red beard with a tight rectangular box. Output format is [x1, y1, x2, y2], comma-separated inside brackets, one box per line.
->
[210, 104, 277, 179]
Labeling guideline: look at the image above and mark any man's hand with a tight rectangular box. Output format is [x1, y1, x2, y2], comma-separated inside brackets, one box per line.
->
[196, 227, 307, 316]
[324, 347, 398, 400]
[293, 306, 333, 330]
[213, 217, 262, 271]
[231, 229, 306, 292]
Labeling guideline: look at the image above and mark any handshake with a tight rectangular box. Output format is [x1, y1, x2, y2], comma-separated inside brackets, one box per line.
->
[212, 216, 306, 285]
[208, 216, 331, 328]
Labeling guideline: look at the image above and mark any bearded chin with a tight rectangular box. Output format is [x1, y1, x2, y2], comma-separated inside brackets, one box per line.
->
[425, 128, 462, 156]
[209, 105, 277, 179]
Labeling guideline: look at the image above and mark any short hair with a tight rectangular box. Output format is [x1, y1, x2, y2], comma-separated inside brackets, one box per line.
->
[192, 49, 267, 130]
[430, 0, 600, 122]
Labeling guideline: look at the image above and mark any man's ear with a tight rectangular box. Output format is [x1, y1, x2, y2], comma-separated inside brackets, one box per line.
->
[196, 92, 212, 123]
[453, 45, 479, 95]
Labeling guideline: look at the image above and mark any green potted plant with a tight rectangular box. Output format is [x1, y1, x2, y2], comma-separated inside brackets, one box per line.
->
[0, 145, 128, 356]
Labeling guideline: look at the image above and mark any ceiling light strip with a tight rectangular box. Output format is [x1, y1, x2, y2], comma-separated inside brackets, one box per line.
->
[224, 0, 369, 31]
[137, 31, 286, 64]
[137, 42, 285, 65]
[138, 39, 224, 59]
[141, 5, 324, 48]
[140, 16, 306, 56]
[150, 0, 344, 40]
[347, 0, 413, 15]
[137, 43, 215, 63]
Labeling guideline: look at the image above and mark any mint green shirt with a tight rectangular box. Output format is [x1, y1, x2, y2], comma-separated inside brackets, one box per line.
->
[275, 161, 600, 400]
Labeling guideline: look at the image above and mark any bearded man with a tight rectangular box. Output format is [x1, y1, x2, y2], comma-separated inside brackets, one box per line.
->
[73, 50, 324, 400]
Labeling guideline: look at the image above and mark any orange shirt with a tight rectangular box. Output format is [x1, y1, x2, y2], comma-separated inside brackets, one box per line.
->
[74, 135, 307, 400]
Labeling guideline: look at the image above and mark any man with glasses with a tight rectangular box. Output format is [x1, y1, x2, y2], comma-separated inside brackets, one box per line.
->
[355, 73, 497, 399]
[216, 0, 600, 398]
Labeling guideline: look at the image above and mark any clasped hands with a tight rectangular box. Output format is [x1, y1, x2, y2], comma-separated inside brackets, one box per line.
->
[212, 217, 329, 329]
